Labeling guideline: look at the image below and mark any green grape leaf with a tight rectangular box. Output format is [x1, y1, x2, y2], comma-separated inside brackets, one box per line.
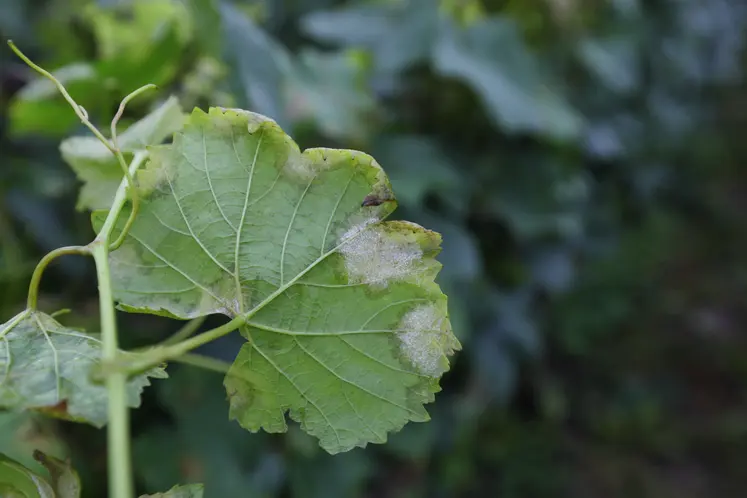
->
[0, 311, 167, 427]
[84, 0, 192, 62]
[433, 18, 584, 140]
[60, 96, 185, 210]
[97, 107, 460, 453]
[0, 452, 54, 498]
[32, 451, 80, 498]
[139, 484, 204, 498]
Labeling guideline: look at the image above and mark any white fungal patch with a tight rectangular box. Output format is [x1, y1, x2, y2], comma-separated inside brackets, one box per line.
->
[283, 151, 316, 182]
[339, 224, 422, 287]
[339, 216, 378, 243]
[398, 304, 446, 377]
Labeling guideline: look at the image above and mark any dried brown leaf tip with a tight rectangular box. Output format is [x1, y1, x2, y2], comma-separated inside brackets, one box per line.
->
[361, 194, 390, 207]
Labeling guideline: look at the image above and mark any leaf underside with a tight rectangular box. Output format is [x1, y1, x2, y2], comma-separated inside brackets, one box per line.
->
[0, 311, 166, 428]
[96, 107, 460, 453]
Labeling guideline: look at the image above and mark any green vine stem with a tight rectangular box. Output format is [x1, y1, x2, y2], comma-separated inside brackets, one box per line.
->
[8, 40, 154, 498]
[7, 41, 116, 156]
[93, 150, 150, 498]
[27, 246, 91, 310]
[92, 243, 132, 498]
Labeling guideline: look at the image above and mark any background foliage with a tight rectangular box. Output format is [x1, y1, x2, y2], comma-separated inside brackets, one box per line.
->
[2, 0, 747, 496]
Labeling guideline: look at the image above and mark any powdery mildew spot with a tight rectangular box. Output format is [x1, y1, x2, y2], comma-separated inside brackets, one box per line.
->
[339, 216, 378, 243]
[398, 304, 446, 377]
[283, 151, 316, 182]
[339, 224, 422, 288]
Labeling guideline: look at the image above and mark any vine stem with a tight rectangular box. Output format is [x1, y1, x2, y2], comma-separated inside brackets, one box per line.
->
[8, 40, 155, 498]
[7, 41, 116, 155]
[109, 84, 157, 251]
[93, 151, 149, 498]
[92, 243, 132, 498]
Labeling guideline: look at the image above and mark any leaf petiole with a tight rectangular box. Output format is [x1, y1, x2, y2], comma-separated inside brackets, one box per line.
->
[26, 246, 91, 310]
[108, 315, 247, 375]
[170, 352, 233, 375]
[156, 315, 207, 347]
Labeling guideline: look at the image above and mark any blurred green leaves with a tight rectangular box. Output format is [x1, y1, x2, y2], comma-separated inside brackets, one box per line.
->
[4, 0, 747, 496]
[434, 17, 584, 140]
[7, 0, 195, 138]
[0, 452, 56, 497]
[220, 3, 290, 128]
[0, 451, 80, 498]
[139, 484, 203, 498]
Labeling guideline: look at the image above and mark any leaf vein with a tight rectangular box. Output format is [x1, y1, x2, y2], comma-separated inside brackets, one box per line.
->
[34, 314, 61, 402]
[250, 341, 342, 447]
[235, 128, 264, 314]
[320, 171, 356, 257]
[280, 176, 316, 285]
[127, 231, 225, 305]
[293, 336, 420, 416]
[165, 174, 235, 277]
[200, 130, 238, 232]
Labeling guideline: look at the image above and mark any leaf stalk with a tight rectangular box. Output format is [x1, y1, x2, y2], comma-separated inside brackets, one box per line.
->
[26, 246, 91, 310]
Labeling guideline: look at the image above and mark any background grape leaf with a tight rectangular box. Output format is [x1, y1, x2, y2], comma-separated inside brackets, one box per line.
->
[33, 450, 80, 498]
[140, 483, 204, 498]
[0, 452, 55, 498]
[98, 107, 460, 453]
[60, 96, 185, 210]
[0, 311, 167, 427]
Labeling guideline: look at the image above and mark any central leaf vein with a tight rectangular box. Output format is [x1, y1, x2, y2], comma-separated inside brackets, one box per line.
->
[234, 128, 264, 314]
[280, 176, 317, 286]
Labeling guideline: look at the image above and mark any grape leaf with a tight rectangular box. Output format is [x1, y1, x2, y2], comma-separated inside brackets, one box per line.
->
[32, 451, 80, 498]
[0, 452, 54, 498]
[60, 96, 185, 210]
[140, 484, 204, 498]
[0, 311, 167, 427]
[98, 107, 460, 453]
[433, 18, 584, 140]
[0, 451, 81, 498]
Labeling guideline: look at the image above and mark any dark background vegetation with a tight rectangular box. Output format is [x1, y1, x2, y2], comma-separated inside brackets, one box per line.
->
[2, 0, 747, 496]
